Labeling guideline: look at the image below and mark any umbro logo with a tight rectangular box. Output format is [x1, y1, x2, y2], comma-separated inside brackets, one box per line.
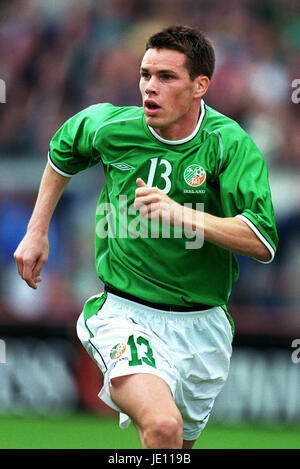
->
[110, 162, 135, 171]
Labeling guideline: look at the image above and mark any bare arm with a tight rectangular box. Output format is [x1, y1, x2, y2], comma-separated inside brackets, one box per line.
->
[134, 178, 271, 262]
[188, 211, 270, 261]
[14, 163, 71, 289]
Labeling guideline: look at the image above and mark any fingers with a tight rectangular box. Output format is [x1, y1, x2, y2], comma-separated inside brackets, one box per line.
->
[134, 179, 167, 219]
[14, 256, 35, 289]
[14, 251, 23, 277]
[135, 179, 160, 199]
[136, 178, 147, 188]
[134, 192, 161, 210]
[21, 257, 39, 289]
[32, 256, 47, 280]
[29, 256, 46, 288]
[14, 232, 49, 289]
[14, 250, 47, 290]
[135, 201, 157, 218]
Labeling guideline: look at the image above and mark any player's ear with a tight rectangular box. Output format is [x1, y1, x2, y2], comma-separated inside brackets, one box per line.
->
[193, 75, 210, 98]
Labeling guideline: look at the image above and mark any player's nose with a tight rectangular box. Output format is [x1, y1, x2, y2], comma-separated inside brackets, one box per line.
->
[145, 77, 159, 95]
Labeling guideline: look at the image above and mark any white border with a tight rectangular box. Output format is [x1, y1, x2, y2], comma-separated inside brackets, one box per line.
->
[236, 214, 275, 264]
[148, 99, 206, 145]
[48, 151, 73, 178]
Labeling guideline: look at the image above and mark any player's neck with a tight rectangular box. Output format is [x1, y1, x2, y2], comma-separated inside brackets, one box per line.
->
[151, 101, 203, 142]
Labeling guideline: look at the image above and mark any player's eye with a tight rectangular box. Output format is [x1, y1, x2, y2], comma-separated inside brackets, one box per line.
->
[141, 72, 151, 80]
[159, 73, 176, 82]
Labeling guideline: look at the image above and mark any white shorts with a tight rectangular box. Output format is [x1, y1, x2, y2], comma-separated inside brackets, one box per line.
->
[76, 291, 233, 441]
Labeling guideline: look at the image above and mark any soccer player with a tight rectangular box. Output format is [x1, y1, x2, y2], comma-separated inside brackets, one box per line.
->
[14, 25, 278, 449]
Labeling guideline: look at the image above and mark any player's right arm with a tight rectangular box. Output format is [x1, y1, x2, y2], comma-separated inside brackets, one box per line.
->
[14, 163, 70, 289]
[14, 104, 130, 288]
[14, 103, 108, 289]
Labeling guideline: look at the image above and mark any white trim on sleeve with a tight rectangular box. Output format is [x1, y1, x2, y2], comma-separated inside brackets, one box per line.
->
[236, 214, 275, 264]
[47, 151, 74, 178]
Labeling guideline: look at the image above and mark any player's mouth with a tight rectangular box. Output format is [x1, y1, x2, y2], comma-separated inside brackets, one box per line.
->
[144, 99, 161, 116]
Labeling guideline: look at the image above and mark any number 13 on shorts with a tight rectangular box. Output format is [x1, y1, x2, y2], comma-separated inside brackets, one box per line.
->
[127, 334, 156, 368]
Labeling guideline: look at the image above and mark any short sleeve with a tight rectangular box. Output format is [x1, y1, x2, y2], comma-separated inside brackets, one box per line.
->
[48, 104, 108, 177]
[218, 127, 279, 263]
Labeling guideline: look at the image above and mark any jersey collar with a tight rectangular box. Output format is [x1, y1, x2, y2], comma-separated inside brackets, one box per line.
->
[147, 99, 206, 145]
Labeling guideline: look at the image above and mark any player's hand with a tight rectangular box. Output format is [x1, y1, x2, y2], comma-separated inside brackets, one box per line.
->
[13, 230, 49, 289]
[134, 178, 183, 226]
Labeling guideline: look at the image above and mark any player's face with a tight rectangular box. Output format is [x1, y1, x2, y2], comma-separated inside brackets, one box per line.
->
[139, 48, 205, 140]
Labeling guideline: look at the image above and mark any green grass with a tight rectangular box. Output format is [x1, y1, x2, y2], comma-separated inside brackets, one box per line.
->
[0, 412, 299, 449]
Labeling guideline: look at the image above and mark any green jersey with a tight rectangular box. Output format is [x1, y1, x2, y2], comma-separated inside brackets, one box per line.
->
[49, 101, 278, 309]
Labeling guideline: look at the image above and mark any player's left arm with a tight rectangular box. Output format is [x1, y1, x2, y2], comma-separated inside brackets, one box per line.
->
[134, 178, 270, 262]
[188, 210, 271, 262]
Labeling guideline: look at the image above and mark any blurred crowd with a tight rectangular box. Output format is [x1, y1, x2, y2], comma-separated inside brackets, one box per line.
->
[0, 0, 299, 329]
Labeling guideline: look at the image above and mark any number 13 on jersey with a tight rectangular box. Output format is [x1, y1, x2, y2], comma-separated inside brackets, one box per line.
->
[146, 158, 172, 194]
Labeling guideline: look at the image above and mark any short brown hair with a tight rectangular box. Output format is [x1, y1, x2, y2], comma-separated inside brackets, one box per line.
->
[145, 25, 215, 80]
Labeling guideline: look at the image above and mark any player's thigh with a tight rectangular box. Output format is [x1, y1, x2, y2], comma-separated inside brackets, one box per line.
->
[110, 372, 182, 429]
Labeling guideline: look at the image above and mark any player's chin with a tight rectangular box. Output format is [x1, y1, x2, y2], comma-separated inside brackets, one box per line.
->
[145, 113, 164, 127]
